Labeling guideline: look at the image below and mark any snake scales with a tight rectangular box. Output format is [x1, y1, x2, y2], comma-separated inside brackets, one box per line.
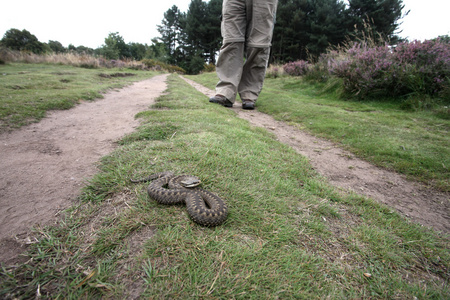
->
[131, 172, 228, 227]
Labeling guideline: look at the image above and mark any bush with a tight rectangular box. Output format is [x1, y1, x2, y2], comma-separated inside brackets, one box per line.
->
[303, 54, 331, 82]
[328, 43, 396, 97]
[184, 55, 205, 75]
[283, 60, 310, 76]
[141, 59, 164, 70]
[326, 38, 450, 101]
[203, 63, 216, 73]
[393, 39, 450, 96]
[166, 65, 186, 74]
[141, 59, 185, 74]
[266, 64, 284, 78]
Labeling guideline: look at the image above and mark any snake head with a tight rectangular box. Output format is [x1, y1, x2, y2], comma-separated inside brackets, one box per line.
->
[180, 177, 201, 188]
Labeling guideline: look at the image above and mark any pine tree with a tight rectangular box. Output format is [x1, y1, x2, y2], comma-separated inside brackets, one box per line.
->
[157, 5, 186, 65]
[346, 0, 408, 43]
[272, 0, 313, 62]
[307, 0, 347, 58]
[184, 0, 221, 65]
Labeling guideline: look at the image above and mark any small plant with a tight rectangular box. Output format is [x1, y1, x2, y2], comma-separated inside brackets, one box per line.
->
[303, 53, 331, 82]
[203, 63, 216, 73]
[266, 64, 284, 78]
[142, 259, 153, 284]
[283, 60, 310, 76]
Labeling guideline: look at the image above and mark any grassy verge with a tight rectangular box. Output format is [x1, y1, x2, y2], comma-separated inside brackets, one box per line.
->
[189, 73, 450, 191]
[0, 63, 159, 132]
[1, 74, 448, 299]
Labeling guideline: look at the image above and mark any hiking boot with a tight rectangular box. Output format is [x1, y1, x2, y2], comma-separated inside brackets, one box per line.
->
[242, 99, 255, 110]
[209, 95, 233, 107]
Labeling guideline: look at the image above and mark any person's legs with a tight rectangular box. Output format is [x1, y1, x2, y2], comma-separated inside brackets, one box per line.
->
[238, 0, 278, 105]
[238, 46, 270, 102]
[214, 0, 247, 103]
[215, 42, 245, 103]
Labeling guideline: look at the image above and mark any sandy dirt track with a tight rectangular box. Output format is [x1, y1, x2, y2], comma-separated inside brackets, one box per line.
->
[0, 74, 168, 263]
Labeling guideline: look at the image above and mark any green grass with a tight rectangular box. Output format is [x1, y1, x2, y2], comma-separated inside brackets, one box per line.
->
[189, 73, 450, 191]
[1, 74, 448, 299]
[0, 63, 159, 132]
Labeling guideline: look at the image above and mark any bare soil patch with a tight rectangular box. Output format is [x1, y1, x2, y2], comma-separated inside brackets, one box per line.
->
[182, 76, 450, 235]
[0, 74, 168, 263]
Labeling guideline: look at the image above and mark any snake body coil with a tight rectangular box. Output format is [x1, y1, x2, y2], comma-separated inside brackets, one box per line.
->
[132, 172, 228, 227]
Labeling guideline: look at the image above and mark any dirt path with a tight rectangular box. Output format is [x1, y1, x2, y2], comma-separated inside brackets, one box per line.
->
[182, 77, 450, 234]
[1, 74, 448, 263]
[0, 74, 168, 263]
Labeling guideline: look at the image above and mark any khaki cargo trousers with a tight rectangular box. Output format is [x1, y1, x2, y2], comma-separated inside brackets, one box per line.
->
[215, 0, 278, 103]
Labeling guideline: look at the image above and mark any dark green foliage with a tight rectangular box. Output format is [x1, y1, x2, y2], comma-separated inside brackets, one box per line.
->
[141, 59, 186, 73]
[272, 0, 408, 62]
[272, 0, 312, 62]
[157, 5, 186, 65]
[0, 28, 47, 54]
[128, 42, 147, 60]
[307, 0, 348, 57]
[145, 38, 168, 62]
[157, 1, 222, 74]
[183, 54, 206, 75]
[184, 0, 222, 65]
[68, 44, 95, 55]
[347, 0, 408, 44]
[47, 40, 66, 53]
[98, 32, 132, 60]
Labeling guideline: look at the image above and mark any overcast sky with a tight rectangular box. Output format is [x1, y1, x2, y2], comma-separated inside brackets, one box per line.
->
[0, 0, 449, 49]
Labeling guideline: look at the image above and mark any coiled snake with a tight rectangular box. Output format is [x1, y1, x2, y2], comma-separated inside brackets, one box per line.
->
[131, 172, 228, 227]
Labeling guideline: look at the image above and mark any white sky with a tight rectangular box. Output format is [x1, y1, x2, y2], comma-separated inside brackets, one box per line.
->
[0, 0, 449, 49]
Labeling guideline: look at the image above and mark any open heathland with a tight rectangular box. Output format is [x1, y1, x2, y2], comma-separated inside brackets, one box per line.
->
[0, 64, 448, 299]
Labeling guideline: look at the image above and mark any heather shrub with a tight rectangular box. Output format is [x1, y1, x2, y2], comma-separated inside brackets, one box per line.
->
[328, 42, 397, 98]
[326, 38, 450, 101]
[393, 39, 450, 96]
[283, 60, 310, 76]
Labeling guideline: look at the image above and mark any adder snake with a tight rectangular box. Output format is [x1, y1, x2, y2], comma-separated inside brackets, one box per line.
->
[131, 172, 228, 227]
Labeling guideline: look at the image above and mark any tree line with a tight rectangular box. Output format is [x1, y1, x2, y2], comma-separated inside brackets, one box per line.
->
[0, 28, 166, 62]
[1, 0, 408, 74]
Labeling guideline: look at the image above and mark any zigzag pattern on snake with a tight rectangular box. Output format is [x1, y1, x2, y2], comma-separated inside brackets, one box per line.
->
[131, 172, 228, 227]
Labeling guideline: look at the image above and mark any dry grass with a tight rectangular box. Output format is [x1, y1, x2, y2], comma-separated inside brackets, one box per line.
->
[0, 48, 150, 70]
[265, 63, 287, 78]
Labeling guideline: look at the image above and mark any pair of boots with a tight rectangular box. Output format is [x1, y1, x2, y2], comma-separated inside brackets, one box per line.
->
[209, 95, 255, 110]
